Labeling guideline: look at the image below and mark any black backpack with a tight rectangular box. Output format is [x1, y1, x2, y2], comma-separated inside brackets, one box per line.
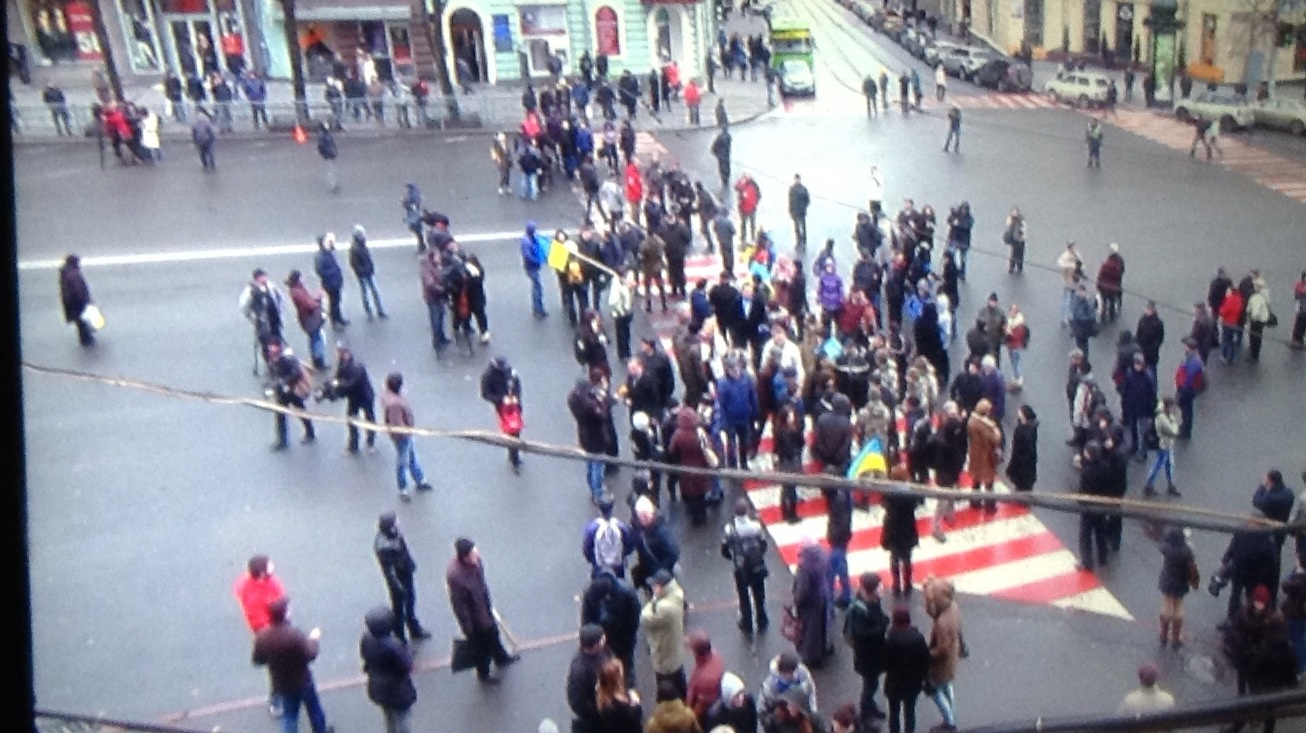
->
[729, 524, 767, 577]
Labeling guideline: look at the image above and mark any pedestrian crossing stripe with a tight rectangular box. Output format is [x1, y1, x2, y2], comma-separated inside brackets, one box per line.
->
[775, 91, 1062, 118]
[1106, 109, 1306, 206]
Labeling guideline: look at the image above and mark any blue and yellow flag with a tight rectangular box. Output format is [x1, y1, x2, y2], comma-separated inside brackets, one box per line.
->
[847, 436, 887, 480]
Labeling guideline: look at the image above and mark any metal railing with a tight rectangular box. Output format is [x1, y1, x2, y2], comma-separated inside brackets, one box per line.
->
[8, 93, 538, 139]
[35, 709, 218, 733]
[966, 689, 1306, 733]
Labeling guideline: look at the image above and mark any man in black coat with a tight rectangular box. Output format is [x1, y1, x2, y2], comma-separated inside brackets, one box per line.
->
[569, 377, 615, 502]
[374, 512, 431, 643]
[640, 338, 677, 409]
[788, 174, 811, 249]
[359, 606, 417, 732]
[580, 571, 641, 685]
[1135, 301, 1165, 371]
[844, 572, 890, 723]
[623, 357, 664, 423]
[812, 393, 855, 475]
[566, 624, 614, 733]
[709, 271, 743, 345]
[59, 254, 94, 347]
[882, 607, 930, 733]
[663, 218, 693, 299]
[324, 345, 375, 453]
[253, 597, 334, 732]
[1077, 442, 1113, 571]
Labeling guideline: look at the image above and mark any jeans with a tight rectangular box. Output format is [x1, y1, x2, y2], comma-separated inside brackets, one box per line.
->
[1145, 449, 1174, 488]
[381, 706, 412, 733]
[943, 128, 960, 151]
[931, 682, 956, 727]
[394, 436, 426, 491]
[307, 328, 327, 367]
[279, 680, 329, 733]
[615, 313, 633, 361]
[520, 172, 539, 200]
[740, 212, 756, 242]
[828, 546, 851, 604]
[275, 393, 315, 446]
[526, 268, 546, 316]
[1079, 514, 1108, 568]
[1009, 348, 1024, 381]
[723, 423, 752, 468]
[586, 457, 605, 500]
[358, 275, 386, 317]
[198, 143, 215, 169]
[1289, 618, 1306, 675]
[1128, 416, 1148, 456]
[1060, 287, 1075, 325]
[793, 215, 807, 248]
[427, 300, 449, 348]
[325, 285, 346, 325]
[250, 102, 269, 129]
[1221, 324, 1242, 363]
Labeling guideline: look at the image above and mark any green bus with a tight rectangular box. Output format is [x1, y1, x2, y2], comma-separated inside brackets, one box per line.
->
[769, 14, 815, 95]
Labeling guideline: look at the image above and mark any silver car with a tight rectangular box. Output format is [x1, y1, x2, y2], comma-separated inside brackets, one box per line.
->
[940, 47, 978, 78]
[959, 49, 1000, 80]
[1254, 97, 1306, 136]
[924, 41, 958, 67]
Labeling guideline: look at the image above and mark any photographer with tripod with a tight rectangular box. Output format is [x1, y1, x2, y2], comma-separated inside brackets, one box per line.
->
[317, 344, 377, 454]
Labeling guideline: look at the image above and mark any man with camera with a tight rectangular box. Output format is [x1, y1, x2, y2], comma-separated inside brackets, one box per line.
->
[266, 340, 316, 451]
[317, 344, 376, 454]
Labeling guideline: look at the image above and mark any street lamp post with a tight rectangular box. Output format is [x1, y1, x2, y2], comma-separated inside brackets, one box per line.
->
[423, 0, 461, 122]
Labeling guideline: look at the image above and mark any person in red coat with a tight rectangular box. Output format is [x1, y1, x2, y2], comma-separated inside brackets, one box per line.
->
[667, 407, 712, 526]
[733, 174, 761, 243]
[1096, 243, 1125, 324]
[1218, 285, 1245, 364]
[624, 161, 644, 226]
[234, 554, 287, 716]
[683, 80, 702, 125]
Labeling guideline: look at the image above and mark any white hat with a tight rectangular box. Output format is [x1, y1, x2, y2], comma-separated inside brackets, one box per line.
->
[1109, 242, 1119, 253]
[632, 412, 651, 431]
[538, 720, 560, 733]
[634, 495, 656, 518]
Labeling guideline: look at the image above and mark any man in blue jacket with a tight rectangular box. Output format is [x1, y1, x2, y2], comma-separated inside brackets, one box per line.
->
[314, 233, 348, 328]
[520, 221, 547, 319]
[715, 354, 759, 469]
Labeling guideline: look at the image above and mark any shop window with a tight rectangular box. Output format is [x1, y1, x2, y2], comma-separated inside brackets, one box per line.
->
[31, 0, 78, 62]
[595, 6, 620, 56]
[1296, 26, 1306, 73]
[519, 5, 566, 35]
[116, 0, 162, 69]
[1023, 0, 1042, 46]
[160, 0, 207, 14]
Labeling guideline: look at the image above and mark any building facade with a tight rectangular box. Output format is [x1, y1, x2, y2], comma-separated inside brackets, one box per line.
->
[6, 0, 711, 87]
[943, 0, 1306, 84]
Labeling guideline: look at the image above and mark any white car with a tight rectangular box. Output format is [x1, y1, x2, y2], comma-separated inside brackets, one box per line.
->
[1254, 97, 1306, 136]
[1045, 70, 1112, 107]
[1174, 92, 1255, 130]
[778, 59, 815, 97]
[924, 41, 958, 67]
[959, 49, 1001, 80]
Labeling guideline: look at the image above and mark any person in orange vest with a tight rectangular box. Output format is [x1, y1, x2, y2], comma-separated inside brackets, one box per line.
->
[733, 174, 761, 243]
[684, 79, 702, 126]
[233, 554, 288, 717]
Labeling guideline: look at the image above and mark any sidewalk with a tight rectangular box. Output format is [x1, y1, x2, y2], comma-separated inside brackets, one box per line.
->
[9, 56, 774, 142]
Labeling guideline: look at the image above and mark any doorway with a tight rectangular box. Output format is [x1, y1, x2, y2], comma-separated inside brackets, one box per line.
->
[1115, 3, 1133, 63]
[1199, 14, 1216, 65]
[169, 17, 216, 77]
[652, 7, 682, 65]
[1082, 0, 1101, 54]
[450, 8, 487, 82]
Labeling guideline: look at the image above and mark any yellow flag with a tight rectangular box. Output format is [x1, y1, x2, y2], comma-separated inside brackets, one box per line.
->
[547, 239, 571, 272]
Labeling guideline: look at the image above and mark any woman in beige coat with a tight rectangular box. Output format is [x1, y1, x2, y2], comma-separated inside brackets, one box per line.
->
[966, 398, 1002, 514]
[925, 577, 962, 731]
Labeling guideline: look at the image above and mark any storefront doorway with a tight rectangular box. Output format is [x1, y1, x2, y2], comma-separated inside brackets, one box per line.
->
[169, 17, 216, 77]
[449, 7, 487, 83]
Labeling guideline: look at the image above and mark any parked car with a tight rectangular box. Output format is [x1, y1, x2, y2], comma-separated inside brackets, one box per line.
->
[1253, 97, 1306, 136]
[1174, 92, 1254, 130]
[777, 58, 816, 97]
[939, 47, 979, 78]
[971, 58, 1033, 92]
[851, 1, 877, 23]
[1044, 70, 1111, 107]
[901, 28, 928, 58]
[959, 49, 1001, 80]
[924, 40, 958, 67]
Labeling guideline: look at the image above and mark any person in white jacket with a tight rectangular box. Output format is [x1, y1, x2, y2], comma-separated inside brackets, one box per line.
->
[935, 64, 947, 101]
[1056, 242, 1082, 327]
[140, 107, 161, 163]
[868, 165, 885, 221]
[608, 271, 635, 361]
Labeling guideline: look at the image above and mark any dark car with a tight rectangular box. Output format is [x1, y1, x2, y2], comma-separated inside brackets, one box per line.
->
[972, 58, 1032, 92]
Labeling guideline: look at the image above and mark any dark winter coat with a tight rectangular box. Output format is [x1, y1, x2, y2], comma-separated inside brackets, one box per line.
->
[333, 358, 375, 406]
[881, 490, 922, 555]
[1006, 419, 1038, 491]
[881, 625, 931, 698]
[1222, 530, 1280, 586]
[633, 515, 681, 577]
[580, 573, 642, 661]
[930, 416, 968, 486]
[793, 543, 831, 664]
[1135, 312, 1165, 365]
[566, 646, 614, 730]
[703, 694, 759, 733]
[360, 607, 417, 711]
[445, 557, 496, 634]
[827, 487, 854, 549]
[349, 235, 376, 278]
[252, 620, 320, 694]
[844, 595, 890, 677]
[811, 396, 854, 471]
[1157, 528, 1195, 598]
[716, 372, 759, 427]
[569, 381, 613, 454]
[1119, 367, 1157, 421]
[59, 261, 91, 322]
[668, 409, 712, 500]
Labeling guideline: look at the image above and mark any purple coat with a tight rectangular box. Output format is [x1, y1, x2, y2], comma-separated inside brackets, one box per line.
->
[792, 543, 831, 665]
[817, 272, 844, 313]
[981, 370, 1006, 420]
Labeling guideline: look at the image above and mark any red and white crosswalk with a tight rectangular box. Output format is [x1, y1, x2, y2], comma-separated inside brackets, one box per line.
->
[594, 130, 1128, 619]
[1106, 109, 1306, 206]
[774, 91, 1061, 118]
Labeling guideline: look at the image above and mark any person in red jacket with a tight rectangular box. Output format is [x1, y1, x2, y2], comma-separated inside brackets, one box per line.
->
[234, 554, 287, 716]
[1096, 243, 1125, 324]
[734, 174, 761, 243]
[684, 79, 702, 126]
[624, 161, 644, 226]
[1218, 285, 1245, 364]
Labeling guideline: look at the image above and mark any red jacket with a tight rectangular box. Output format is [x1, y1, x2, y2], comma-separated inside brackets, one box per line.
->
[837, 299, 869, 337]
[734, 179, 760, 215]
[624, 164, 643, 204]
[684, 81, 701, 106]
[233, 572, 286, 633]
[1218, 291, 1244, 327]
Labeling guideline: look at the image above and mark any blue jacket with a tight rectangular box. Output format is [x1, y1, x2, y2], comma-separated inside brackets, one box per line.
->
[242, 77, 267, 102]
[690, 289, 712, 324]
[1253, 484, 1295, 524]
[1119, 368, 1157, 420]
[981, 370, 1006, 420]
[572, 84, 590, 108]
[715, 372, 759, 426]
[576, 126, 594, 155]
[315, 248, 344, 289]
[520, 225, 543, 271]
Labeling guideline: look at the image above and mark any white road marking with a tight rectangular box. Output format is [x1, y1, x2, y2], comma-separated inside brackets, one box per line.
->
[17, 231, 522, 271]
[1052, 587, 1134, 620]
[946, 548, 1081, 596]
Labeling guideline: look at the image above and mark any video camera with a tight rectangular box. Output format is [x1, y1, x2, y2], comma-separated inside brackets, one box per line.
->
[314, 379, 343, 403]
[1208, 565, 1232, 597]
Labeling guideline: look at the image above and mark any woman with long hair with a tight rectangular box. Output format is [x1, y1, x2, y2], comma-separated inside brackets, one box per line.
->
[594, 657, 643, 733]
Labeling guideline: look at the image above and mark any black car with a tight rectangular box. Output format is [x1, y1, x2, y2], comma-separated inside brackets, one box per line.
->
[971, 58, 1032, 93]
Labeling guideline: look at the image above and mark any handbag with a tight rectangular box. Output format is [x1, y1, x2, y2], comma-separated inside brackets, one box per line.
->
[451, 637, 479, 673]
[1266, 311, 1279, 328]
[781, 604, 804, 643]
[698, 428, 721, 469]
[80, 304, 105, 331]
[1187, 558, 1201, 590]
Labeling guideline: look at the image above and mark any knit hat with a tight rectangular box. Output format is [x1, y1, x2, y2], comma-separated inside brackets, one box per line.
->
[378, 511, 397, 530]
[579, 623, 605, 648]
[454, 537, 476, 560]
[1253, 585, 1271, 606]
[719, 672, 745, 702]
[1138, 664, 1158, 686]
[634, 495, 656, 518]
[538, 720, 560, 733]
[352, 224, 366, 238]
[891, 607, 911, 628]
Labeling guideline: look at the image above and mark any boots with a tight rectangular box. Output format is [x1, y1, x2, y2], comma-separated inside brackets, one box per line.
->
[1158, 615, 1171, 647]
[1170, 618, 1184, 649]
